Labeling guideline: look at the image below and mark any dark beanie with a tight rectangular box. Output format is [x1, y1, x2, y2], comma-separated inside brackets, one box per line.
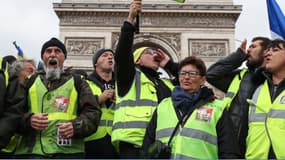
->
[92, 48, 114, 68]
[3, 55, 17, 65]
[41, 37, 67, 59]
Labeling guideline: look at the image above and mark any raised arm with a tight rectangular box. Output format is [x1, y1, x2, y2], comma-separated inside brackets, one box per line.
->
[206, 40, 248, 92]
[115, 0, 142, 97]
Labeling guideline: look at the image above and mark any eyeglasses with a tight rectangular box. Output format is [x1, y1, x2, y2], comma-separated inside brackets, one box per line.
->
[178, 71, 201, 77]
[144, 49, 157, 55]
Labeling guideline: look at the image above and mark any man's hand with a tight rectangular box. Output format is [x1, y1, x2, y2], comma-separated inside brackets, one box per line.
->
[31, 113, 49, 131]
[155, 49, 170, 67]
[127, 0, 142, 24]
[56, 122, 74, 139]
[240, 39, 247, 54]
[98, 89, 115, 104]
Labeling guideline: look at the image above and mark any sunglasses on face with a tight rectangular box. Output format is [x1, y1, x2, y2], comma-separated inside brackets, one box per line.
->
[144, 49, 157, 55]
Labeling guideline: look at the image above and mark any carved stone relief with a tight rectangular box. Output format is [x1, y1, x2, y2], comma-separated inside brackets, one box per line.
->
[155, 33, 181, 52]
[112, 32, 180, 51]
[189, 39, 229, 57]
[112, 32, 180, 61]
[65, 38, 105, 55]
[111, 33, 119, 51]
[61, 15, 235, 28]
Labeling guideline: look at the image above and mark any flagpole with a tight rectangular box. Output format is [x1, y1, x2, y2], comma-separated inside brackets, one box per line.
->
[135, 13, 140, 34]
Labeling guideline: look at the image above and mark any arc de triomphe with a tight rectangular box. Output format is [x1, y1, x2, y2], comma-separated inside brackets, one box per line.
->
[53, 0, 241, 72]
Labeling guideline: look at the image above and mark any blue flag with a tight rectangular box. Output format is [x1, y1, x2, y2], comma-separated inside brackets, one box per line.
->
[267, 0, 285, 39]
[13, 41, 27, 59]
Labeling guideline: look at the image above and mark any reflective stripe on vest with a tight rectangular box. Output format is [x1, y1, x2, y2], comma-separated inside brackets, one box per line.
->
[115, 69, 157, 110]
[156, 97, 225, 159]
[180, 128, 217, 145]
[85, 80, 114, 141]
[15, 76, 83, 155]
[156, 127, 175, 139]
[0, 57, 9, 87]
[157, 127, 217, 146]
[174, 153, 196, 159]
[99, 119, 113, 126]
[246, 80, 285, 159]
[112, 68, 174, 147]
[224, 69, 247, 109]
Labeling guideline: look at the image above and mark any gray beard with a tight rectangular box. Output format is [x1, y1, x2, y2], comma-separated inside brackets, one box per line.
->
[45, 67, 62, 81]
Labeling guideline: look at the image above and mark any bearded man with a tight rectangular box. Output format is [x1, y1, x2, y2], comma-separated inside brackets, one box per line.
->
[15, 38, 101, 159]
[206, 37, 271, 157]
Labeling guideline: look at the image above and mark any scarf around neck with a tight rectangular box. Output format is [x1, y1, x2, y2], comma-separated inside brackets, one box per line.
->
[172, 86, 201, 114]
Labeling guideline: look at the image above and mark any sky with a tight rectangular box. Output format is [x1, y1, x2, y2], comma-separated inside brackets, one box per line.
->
[0, 0, 285, 62]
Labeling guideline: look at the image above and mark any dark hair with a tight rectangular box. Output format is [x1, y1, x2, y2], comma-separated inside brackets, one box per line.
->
[251, 37, 271, 51]
[178, 56, 206, 76]
[267, 39, 285, 50]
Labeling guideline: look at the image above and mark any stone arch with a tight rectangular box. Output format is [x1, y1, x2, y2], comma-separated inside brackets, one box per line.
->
[132, 34, 179, 62]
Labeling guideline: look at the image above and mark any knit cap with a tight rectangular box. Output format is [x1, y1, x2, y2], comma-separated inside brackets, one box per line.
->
[41, 37, 67, 59]
[92, 48, 114, 68]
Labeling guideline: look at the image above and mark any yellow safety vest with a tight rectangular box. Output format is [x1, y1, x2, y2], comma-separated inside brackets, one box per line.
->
[0, 57, 9, 87]
[15, 76, 84, 155]
[84, 80, 114, 141]
[224, 69, 247, 109]
[246, 81, 285, 159]
[112, 69, 174, 147]
[0, 57, 17, 153]
[156, 97, 226, 159]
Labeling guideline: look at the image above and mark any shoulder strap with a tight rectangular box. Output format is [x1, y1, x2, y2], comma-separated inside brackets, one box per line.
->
[238, 68, 247, 80]
[72, 74, 83, 95]
[167, 118, 181, 146]
[167, 98, 208, 146]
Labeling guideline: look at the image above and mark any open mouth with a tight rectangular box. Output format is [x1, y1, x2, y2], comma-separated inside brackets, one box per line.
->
[153, 57, 161, 63]
[265, 57, 271, 62]
[154, 59, 160, 63]
[49, 59, 58, 65]
[108, 60, 113, 65]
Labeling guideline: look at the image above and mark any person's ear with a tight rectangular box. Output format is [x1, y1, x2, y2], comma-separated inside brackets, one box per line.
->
[136, 59, 141, 65]
[200, 76, 206, 85]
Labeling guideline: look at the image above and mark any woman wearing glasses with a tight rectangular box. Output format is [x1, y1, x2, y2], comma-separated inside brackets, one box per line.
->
[141, 56, 240, 159]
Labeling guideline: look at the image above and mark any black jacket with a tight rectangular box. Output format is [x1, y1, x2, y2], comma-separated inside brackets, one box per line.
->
[0, 73, 25, 149]
[141, 86, 240, 158]
[114, 21, 178, 103]
[206, 48, 265, 156]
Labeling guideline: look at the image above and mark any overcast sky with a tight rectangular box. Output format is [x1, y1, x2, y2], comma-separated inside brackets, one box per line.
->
[1, 0, 285, 62]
